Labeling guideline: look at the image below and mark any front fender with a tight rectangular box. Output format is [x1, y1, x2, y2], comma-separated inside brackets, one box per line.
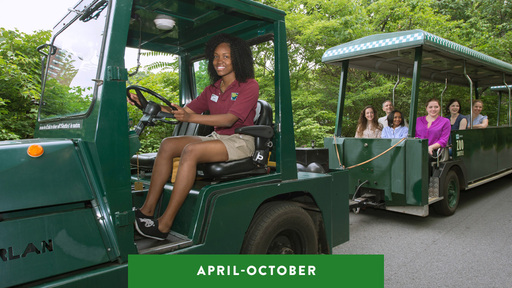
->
[0, 138, 93, 212]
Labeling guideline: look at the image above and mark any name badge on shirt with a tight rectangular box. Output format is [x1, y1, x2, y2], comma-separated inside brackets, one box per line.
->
[211, 94, 219, 102]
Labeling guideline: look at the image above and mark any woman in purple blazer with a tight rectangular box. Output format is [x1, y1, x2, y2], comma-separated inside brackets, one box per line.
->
[415, 98, 451, 156]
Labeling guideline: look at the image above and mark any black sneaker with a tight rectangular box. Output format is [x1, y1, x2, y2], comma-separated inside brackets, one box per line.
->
[134, 218, 168, 241]
[133, 207, 153, 235]
[133, 207, 151, 219]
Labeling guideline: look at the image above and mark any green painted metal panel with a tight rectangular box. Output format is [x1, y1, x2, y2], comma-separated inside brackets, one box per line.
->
[189, 173, 284, 244]
[405, 139, 428, 206]
[453, 128, 512, 183]
[496, 128, 512, 171]
[35, 264, 127, 288]
[1, 209, 111, 287]
[325, 170, 350, 247]
[0, 139, 93, 212]
[325, 137, 428, 207]
[173, 171, 349, 254]
[455, 129, 497, 180]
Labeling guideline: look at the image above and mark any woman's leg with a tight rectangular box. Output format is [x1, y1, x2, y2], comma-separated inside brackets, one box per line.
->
[157, 140, 229, 233]
[139, 136, 202, 217]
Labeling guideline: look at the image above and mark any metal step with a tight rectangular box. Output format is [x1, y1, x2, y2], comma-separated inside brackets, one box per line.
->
[349, 193, 383, 209]
[136, 231, 193, 254]
[428, 196, 444, 205]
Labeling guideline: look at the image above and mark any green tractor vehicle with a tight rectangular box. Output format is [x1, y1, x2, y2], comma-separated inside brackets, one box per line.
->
[0, 0, 349, 286]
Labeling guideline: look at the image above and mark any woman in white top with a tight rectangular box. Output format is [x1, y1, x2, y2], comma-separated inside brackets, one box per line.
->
[381, 110, 408, 138]
[468, 100, 488, 129]
[355, 105, 382, 138]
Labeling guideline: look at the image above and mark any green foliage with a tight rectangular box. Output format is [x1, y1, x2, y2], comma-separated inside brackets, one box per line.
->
[267, 0, 512, 139]
[0, 28, 50, 140]
[41, 78, 93, 119]
[4, 0, 512, 147]
[195, 60, 210, 94]
[255, 0, 372, 144]
[292, 89, 337, 146]
[367, 0, 460, 36]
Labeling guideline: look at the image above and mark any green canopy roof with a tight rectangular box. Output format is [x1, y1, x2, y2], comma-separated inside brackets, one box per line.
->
[128, 0, 284, 58]
[322, 30, 512, 87]
[491, 85, 512, 91]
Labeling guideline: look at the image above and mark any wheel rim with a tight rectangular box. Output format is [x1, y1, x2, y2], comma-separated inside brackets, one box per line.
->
[447, 179, 458, 208]
[267, 230, 303, 254]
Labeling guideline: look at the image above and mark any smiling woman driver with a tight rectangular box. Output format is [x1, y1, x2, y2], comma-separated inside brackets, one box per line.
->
[129, 33, 258, 240]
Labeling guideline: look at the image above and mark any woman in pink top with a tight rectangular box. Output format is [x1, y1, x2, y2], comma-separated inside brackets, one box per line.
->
[415, 98, 451, 156]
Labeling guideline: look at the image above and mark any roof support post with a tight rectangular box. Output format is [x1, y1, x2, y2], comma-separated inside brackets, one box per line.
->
[464, 61, 473, 129]
[497, 91, 502, 126]
[335, 60, 349, 137]
[408, 46, 423, 137]
[503, 74, 511, 126]
[474, 81, 480, 100]
[392, 66, 400, 106]
[273, 19, 296, 180]
[179, 54, 193, 105]
[440, 77, 448, 117]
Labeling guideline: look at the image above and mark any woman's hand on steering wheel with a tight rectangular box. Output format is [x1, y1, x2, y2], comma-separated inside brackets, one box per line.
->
[126, 85, 177, 112]
[170, 104, 192, 122]
[127, 93, 142, 108]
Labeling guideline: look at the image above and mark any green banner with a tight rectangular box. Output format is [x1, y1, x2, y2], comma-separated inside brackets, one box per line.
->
[129, 254, 383, 287]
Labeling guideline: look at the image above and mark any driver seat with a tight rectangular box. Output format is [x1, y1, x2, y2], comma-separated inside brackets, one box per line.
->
[130, 100, 274, 181]
[197, 99, 274, 180]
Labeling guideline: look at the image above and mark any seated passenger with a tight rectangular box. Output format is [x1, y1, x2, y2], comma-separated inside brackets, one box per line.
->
[378, 100, 394, 127]
[355, 105, 382, 138]
[378, 100, 408, 128]
[468, 100, 488, 128]
[415, 98, 451, 156]
[381, 110, 408, 138]
[446, 99, 468, 131]
[129, 34, 258, 240]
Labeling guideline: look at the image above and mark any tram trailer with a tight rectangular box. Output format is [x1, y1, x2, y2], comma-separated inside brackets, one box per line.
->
[322, 30, 512, 217]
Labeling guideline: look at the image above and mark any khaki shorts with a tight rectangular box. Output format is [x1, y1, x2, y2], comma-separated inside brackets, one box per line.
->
[199, 132, 255, 161]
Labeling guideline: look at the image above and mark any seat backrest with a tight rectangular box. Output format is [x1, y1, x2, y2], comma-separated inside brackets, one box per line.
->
[195, 99, 273, 180]
[254, 99, 273, 126]
[173, 100, 272, 137]
[172, 111, 213, 137]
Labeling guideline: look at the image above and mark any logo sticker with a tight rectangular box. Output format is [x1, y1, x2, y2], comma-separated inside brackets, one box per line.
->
[231, 93, 238, 101]
[211, 94, 219, 102]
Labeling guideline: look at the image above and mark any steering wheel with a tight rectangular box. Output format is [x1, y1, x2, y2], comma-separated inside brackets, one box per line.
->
[126, 85, 178, 112]
[127, 85, 179, 133]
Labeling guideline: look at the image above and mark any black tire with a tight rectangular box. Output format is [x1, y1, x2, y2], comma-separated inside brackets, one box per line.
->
[433, 170, 460, 216]
[241, 201, 318, 254]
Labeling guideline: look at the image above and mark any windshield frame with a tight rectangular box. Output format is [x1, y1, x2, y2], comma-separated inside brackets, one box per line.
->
[38, 0, 111, 123]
